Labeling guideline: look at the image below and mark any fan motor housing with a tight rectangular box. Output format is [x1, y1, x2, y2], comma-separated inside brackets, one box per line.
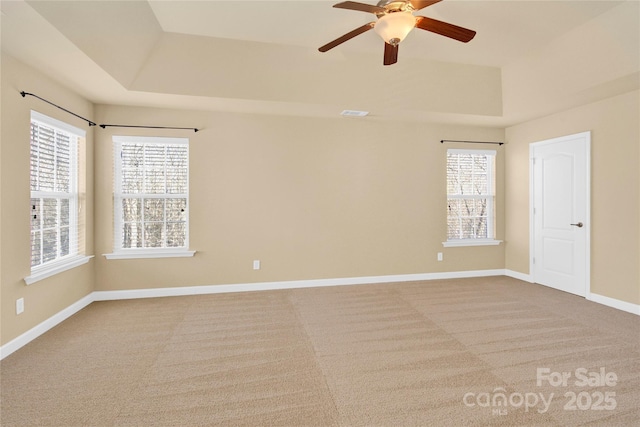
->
[376, 0, 414, 15]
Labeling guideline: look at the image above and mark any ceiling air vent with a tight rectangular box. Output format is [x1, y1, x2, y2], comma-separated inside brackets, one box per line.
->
[340, 110, 369, 117]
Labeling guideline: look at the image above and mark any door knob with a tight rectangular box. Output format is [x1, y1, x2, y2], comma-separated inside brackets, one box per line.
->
[570, 222, 584, 228]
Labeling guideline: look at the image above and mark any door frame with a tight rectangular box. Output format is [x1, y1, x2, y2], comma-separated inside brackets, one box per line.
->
[529, 131, 591, 296]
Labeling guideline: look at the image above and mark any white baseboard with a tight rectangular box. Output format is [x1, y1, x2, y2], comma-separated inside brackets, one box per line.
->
[92, 269, 506, 301]
[507, 272, 639, 315]
[505, 269, 534, 283]
[3, 269, 637, 360]
[0, 293, 94, 360]
[587, 292, 640, 315]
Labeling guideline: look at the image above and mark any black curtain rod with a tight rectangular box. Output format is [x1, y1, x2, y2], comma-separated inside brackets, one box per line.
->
[441, 139, 503, 145]
[22, 90, 199, 133]
[99, 124, 199, 132]
[21, 91, 97, 127]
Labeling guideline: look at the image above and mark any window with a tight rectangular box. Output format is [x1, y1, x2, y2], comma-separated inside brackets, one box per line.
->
[445, 149, 500, 247]
[108, 136, 194, 259]
[27, 111, 91, 285]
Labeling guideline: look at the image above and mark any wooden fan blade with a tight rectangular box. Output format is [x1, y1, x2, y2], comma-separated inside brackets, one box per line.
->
[415, 16, 476, 42]
[410, 1, 442, 11]
[333, 1, 386, 14]
[383, 43, 398, 66]
[319, 22, 376, 52]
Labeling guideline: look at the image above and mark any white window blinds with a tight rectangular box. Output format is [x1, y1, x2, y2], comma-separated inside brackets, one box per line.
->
[446, 149, 496, 240]
[30, 111, 82, 269]
[113, 136, 189, 253]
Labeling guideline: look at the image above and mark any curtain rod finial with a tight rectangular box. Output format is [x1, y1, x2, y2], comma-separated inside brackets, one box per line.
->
[194, 128, 199, 133]
[20, 91, 26, 97]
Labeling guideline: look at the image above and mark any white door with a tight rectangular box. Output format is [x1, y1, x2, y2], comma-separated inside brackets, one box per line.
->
[531, 132, 590, 296]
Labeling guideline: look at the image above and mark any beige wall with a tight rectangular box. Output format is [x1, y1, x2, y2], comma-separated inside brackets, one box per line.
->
[94, 105, 505, 291]
[505, 90, 640, 305]
[1, 53, 95, 345]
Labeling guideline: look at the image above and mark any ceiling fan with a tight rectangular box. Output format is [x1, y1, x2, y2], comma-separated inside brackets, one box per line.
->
[318, 0, 476, 65]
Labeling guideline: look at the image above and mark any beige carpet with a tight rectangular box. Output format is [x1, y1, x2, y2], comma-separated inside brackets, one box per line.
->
[1, 276, 639, 426]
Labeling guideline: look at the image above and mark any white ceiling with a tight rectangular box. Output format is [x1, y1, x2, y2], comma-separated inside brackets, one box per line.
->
[1, 0, 636, 126]
[147, 0, 622, 67]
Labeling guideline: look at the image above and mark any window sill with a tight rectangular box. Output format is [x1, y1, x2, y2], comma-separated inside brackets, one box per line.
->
[104, 249, 196, 260]
[442, 239, 503, 248]
[25, 255, 94, 285]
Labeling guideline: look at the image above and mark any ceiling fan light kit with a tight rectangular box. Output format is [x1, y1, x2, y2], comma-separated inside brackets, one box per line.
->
[319, 0, 476, 66]
[374, 11, 416, 46]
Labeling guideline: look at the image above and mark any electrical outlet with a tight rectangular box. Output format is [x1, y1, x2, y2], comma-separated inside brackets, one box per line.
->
[437, 252, 443, 262]
[16, 298, 24, 315]
[253, 260, 261, 270]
